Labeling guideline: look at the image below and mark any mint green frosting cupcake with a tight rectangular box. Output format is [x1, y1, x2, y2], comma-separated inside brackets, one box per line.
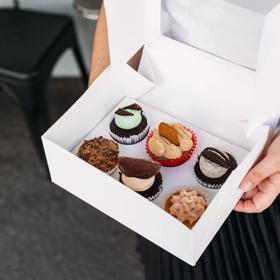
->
[115, 109, 142, 130]
[110, 103, 150, 145]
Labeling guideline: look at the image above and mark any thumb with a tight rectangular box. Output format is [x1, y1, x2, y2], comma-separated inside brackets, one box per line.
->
[240, 155, 279, 192]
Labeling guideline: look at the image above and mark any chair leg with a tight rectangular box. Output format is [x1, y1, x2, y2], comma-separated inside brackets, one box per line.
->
[71, 32, 89, 87]
[15, 81, 50, 165]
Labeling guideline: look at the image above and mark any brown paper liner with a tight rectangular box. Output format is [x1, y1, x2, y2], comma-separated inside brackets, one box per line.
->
[165, 190, 208, 229]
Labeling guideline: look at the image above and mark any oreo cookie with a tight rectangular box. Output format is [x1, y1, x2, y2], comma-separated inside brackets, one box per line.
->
[194, 147, 237, 189]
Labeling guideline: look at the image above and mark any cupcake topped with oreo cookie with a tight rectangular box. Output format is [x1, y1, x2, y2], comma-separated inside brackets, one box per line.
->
[194, 147, 237, 189]
[109, 103, 149, 145]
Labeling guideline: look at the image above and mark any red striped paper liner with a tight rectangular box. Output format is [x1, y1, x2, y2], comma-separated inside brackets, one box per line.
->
[146, 127, 197, 167]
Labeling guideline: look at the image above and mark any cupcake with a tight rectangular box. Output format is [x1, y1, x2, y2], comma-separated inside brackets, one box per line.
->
[77, 136, 119, 175]
[109, 103, 149, 145]
[165, 189, 208, 229]
[194, 147, 237, 189]
[118, 156, 163, 201]
[146, 122, 197, 167]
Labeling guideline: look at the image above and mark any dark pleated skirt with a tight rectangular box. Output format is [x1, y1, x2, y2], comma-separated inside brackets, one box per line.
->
[137, 197, 280, 280]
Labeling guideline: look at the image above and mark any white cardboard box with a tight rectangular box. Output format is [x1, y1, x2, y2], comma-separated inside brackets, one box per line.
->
[42, 0, 280, 266]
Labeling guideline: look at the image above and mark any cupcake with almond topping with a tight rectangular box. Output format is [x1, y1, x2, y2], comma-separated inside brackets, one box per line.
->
[146, 122, 197, 167]
[165, 189, 208, 229]
[109, 103, 149, 145]
[118, 156, 163, 201]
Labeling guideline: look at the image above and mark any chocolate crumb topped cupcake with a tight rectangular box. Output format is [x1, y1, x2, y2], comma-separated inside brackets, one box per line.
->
[194, 147, 237, 189]
[165, 189, 208, 229]
[110, 103, 149, 145]
[118, 157, 163, 201]
[77, 136, 119, 175]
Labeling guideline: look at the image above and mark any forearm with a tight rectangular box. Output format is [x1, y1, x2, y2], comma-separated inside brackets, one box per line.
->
[88, 3, 110, 86]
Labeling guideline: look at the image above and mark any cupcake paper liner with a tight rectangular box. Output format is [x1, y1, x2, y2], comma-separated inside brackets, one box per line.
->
[165, 188, 209, 209]
[146, 127, 197, 167]
[194, 173, 222, 189]
[119, 172, 163, 201]
[193, 157, 224, 190]
[165, 188, 208, 229]
[106, 164, 119, 176]
[147, 184, 163, 201]
[110, 124, 150, 145]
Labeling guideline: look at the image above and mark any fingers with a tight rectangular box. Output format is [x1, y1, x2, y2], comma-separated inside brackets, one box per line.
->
[241, 188, 258, 200]
[240, 155, 280, 192]
[235, 176, 280, 213]
[251, 179, 279, 211]
[234, 199, 258, 213]
[269, 172, 280, 189]
[236, 134, 280, 214]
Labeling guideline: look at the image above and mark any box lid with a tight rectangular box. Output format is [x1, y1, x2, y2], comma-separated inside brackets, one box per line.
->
[248, 4, 280, 134]
[104, 0, 160, 66]
[104, 0, 280, 133]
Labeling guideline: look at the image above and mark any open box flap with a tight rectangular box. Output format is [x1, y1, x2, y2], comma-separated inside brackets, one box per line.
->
[104, 0, 160, 67]
[248, 5, 280, 134]
[138, 41, 257, 148]
[104, 0, 144, 66]
[104, 0, 280, 134]
[43, 65, 155, 149]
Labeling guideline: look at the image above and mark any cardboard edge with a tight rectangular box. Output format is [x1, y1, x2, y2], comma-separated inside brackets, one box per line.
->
[42, 66, 156, 150]
[42, 136, 197, 265]
[248, 4, 280, 134]
[138, 46, 158, 84]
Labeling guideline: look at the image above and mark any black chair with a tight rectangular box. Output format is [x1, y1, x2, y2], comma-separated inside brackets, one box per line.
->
[73, 0, 102, 20]
[0, 0, 88, 167]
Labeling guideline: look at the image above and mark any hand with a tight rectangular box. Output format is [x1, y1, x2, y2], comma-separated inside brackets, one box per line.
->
[234, 132, 280, 213]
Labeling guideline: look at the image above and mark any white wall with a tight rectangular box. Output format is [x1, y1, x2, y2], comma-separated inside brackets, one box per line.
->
[0, 0, 96, 77]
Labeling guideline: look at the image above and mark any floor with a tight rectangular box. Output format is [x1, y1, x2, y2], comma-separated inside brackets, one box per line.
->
[0, 79, 145, 280]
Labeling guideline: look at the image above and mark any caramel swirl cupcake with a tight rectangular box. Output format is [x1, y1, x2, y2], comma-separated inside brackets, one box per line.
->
[165, 189, 208, 229]
[146, 123, 197, 167]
